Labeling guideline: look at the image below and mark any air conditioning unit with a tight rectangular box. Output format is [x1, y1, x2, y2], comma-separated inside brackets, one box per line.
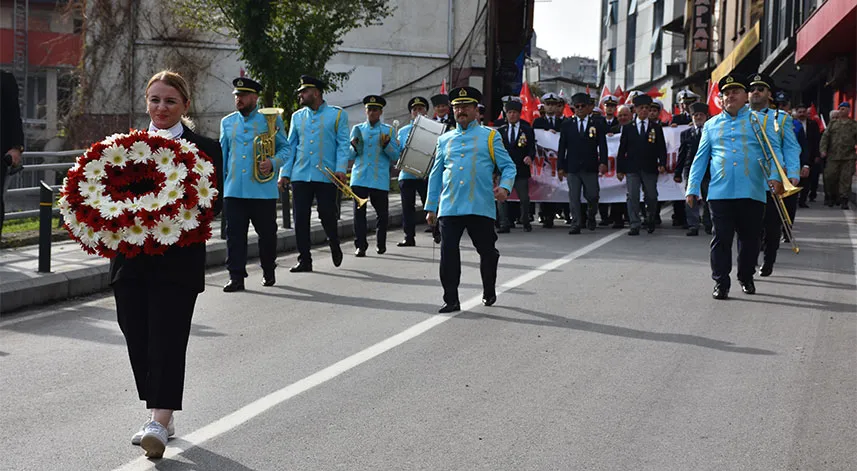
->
[667, 63, 686, 76]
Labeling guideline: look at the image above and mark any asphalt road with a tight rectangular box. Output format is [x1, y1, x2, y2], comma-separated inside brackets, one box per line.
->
[1, 205, 855, 471]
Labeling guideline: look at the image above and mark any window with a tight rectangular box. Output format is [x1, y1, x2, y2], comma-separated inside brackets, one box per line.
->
[605, 0, 619, 26]
[629, 0, 638, 15]
[625, 63, 635, 89]
[601, 0, 609, 39]
[25, 74, 47, 121]
[626, 11, 636, 67]
[604, 48, 616, 73]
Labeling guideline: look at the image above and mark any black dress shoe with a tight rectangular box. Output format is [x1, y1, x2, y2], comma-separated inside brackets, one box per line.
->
[376, 245, 386, 255]
[712, 284, 729, 299]
[438, 302, 460, 313]
[841, 201, 850, 210]
[587, 218, 596, 231]
[290, 262, 312, 273]
[355, 247, 366, 257]
[598, 220, 610, 226]
[482, 295, 497, 307]
[261, 271, 275, 287]
[397, 239, 415, 247]
[223, 279, 245, 292]
[739, 279, 756, 294]
[759, 264, 773, 277]
[612, 221, 624, 229]
[647, 222, 656, 234]
[686, 228, 699, 236]
[568, 227, 581, 235]
[331, 244, 343, 267]
[523, 224, 532, 232]
[497, 227, 511, 234]
[627, 228, 640, 236]
[543, 221, 554, 229]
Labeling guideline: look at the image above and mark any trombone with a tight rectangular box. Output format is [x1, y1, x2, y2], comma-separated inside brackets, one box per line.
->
[748, 112, 800, 254]
[316, 164, 368, 208]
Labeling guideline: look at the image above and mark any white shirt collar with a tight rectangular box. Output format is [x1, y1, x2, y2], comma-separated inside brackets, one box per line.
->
[636, 117, 648, 126]
[148, 121, 184, 139]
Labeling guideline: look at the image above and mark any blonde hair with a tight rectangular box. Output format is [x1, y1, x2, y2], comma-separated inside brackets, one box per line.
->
[145, 70, 195, 130]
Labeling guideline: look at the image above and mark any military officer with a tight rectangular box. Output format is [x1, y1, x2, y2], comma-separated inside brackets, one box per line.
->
[820, 102, 857, 209]
[220, 77, 288, 292]
[397, 96, 430, 247]
[349, 95, 400, 257]
[601, 95, 621, 132]
[671, 89, 700, 126]
[431, 94, 455, 131]
[278, 75, 350, 272]
[686, 73, 795, 300]
[425, 86, 517, 313]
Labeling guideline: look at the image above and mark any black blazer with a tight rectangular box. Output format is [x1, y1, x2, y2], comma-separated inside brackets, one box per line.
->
[557, 115, 609, 173]
[1, 71, 25, 156]
[675, 125, 704, 180]
[532, 116, 564, 132]
[602, 116, 622, 134]
[671, 113, 693, 126]
[497, 121, 535, 178]
[616, 119, 667, 174]
[801, 118, 821, 162]
[109, 125, 224, 293]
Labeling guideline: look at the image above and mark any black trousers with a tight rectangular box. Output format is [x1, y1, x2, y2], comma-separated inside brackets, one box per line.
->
[114, 279, 197, 410]
[0, 161, 7, 237]
[280, 185, 292, 229]
[399, 179, 427, 241]
[761, 192, 798, 267]
[439, 215, 499, 304]
[353, 185, 389, 250]
[803, 160, 823, 202]
[709, 198, 765, 289]
[225, 197, 277, 279]
[672, 201, 687, 225]
[292, 181, 340, 264]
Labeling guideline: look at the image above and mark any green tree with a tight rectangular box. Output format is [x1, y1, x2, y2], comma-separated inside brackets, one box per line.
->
[173, 0, 394, 114]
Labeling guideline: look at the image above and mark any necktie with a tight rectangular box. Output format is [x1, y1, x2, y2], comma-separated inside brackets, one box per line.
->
[640, 120, 646, 136]
[509, 125, 514, 143]
[579, 118, 585, 134]
[550, 117, 554, 127]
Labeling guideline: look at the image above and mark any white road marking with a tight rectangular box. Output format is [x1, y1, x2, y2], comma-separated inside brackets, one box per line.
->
[112, 227, 628, 470]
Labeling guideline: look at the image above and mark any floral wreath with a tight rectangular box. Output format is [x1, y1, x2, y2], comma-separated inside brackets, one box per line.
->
[58, 129, 219, 258]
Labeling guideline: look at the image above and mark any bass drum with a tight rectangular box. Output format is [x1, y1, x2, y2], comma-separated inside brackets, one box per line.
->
[396, 114, 447, 178]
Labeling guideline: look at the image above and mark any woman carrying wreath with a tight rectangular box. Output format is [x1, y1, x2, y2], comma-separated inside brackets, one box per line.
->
[110, 70, 223, 458]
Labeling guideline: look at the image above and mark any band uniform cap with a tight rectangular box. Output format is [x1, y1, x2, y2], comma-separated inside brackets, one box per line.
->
[774, 90, 790, 103]
[504, 101, 523, 112]
[232, 77, 262, 95]
[296, 75, 325, 92]
[632, 94, 653, 107]
[408, 96, 429, 110]
[690, 102, 709, 115]
[839, 101, 851, 108]
[600, 95, 619, 106]
[748, 72, 775, 90]
[449, 86, 481, 105]
[363, 95, 386, 108]
[571, 92, 590, 105]
[430, 94, 450, 106]
[541, 92, 562, 104]
[718, 74, 747, 92]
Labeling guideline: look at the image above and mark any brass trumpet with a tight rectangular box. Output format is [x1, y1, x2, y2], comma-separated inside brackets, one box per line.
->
[749, 112, 800, 254]
[252, 107, 284, 184]
[316, 164, 368, 208]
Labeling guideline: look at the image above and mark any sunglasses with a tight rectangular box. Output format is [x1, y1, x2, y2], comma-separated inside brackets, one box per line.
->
[749, 85, 768, 92]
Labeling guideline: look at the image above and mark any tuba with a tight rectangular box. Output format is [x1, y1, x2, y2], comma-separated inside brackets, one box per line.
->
[252, 107, 284, 183]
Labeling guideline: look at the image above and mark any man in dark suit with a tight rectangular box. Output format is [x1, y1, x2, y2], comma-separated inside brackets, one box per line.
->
[431, 94, 455, 131]
[532, 93, 565, 228]
[616, 94, 667, 235]
[674, 102, 711, 236]
[496, 100, 535, 233]
[793, 102, 822, 207]
[558, 92, 609, 234]
[1, 71, 25, 238]
[671, 89, 701, 126]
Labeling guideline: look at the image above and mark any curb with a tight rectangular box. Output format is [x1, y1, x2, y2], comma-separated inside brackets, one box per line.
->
[0, 208, 424, 315]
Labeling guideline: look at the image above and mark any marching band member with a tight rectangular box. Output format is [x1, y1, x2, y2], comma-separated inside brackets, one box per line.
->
[220, 77, 287, 292]
[671, 89, 700, 126]
[674, 102, 712, 236]
[496, 100, 535, 233]
[278, 75, 349, 273]
[616, 94, 667, 236]
[397, 96, 430, 247]
[431, 94, 455, 131]
[426, 87, 516, 313]
[686, 73, 793, 300]
[349, 95, 400, 256]
[747, 73, 801, 277]
[558, 92, 609, 234]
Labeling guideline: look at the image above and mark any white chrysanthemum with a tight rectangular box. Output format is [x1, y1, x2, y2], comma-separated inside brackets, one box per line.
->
[163, 164, 188, 186]
[159, 186, 184, 205]
[78, 180, 105, 199]
[196, 177, 216, 208]
[139, 193, 164, 211]
[57, 195, 70, 212]
[103, 144, 128, 168]
[128, 141, 153, 163]
[152, 129, 173, 139]
[79, 225, 99, 248]
[192, 157, 215, 177]
[123, 220, 149, 246]
[102, 133, 126, 145]
[153, 148, 176, 170]
[178, 139, 198, 154]
[177, 207, 200, 230]
[98, 201, 126, 219]
[152, 217, 181, 245]
[99, 230, 124, 250]
[83, 159, 107, 181]
[65, 218, 83, 236]
[124, 198, 143, 212]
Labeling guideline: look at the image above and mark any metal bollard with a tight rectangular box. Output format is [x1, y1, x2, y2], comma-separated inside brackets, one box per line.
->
[38, 180, 53, 273]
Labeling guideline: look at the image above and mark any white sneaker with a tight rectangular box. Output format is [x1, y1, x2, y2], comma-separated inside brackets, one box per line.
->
[139, 421, 169, 458]
[131, 416, 174, 446]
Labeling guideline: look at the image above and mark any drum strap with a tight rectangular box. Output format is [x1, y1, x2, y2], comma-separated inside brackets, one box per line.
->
[487, 129, 497, 165]
[335, 109, 342, 132]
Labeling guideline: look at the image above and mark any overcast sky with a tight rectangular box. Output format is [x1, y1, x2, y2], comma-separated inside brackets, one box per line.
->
[532, 1, 601, 59]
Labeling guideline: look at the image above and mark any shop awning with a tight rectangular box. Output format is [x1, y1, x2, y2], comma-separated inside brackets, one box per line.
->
[796, 0, 857, 64]
[711, 22, 760, 84]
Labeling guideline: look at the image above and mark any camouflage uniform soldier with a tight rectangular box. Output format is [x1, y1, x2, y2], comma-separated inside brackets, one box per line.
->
[820, 103, 857, 209]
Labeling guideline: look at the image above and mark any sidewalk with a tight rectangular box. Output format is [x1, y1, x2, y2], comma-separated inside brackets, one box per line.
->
[0, 194, 423, 314]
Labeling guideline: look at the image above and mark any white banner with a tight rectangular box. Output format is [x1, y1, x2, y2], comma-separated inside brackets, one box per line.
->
[510, 126, 689, 203]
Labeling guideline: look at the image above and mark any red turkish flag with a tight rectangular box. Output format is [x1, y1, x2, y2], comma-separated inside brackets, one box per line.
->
[519, 82, 537, 123]
[707, 80, 722, 116]
[614, 85, 625, 105]
[808, 103, 826, 132]
[440, 79, 447, 95]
